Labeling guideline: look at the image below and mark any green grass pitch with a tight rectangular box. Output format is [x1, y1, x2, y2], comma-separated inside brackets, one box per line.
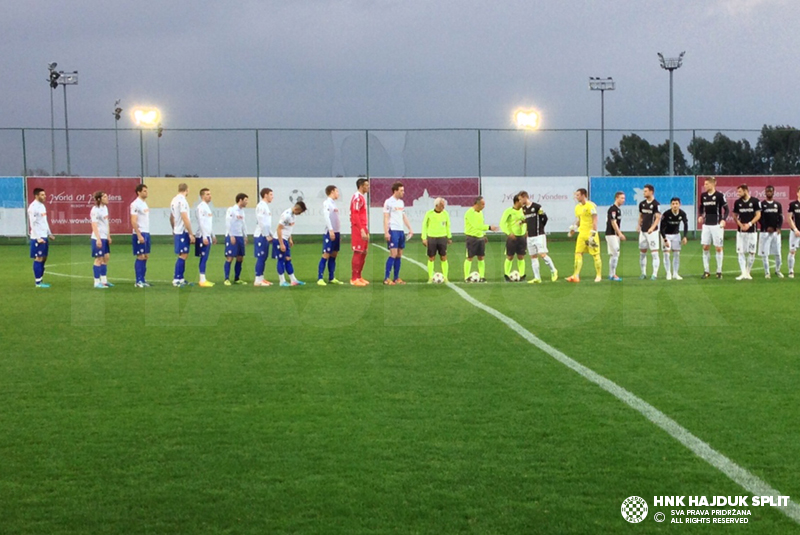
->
[1, 235, 799, 534]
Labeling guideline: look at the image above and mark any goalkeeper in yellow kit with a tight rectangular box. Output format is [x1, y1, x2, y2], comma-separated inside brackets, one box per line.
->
[566, 188, 602, 283]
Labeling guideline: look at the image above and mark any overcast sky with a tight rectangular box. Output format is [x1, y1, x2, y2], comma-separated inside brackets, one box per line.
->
[3, 0, 799, 132]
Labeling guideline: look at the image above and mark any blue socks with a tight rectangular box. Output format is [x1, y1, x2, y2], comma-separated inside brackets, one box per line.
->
[134, 259, 147, 283]
[33, 261, 44, 282]
[276, 258, 285, 276]
[198, 253, 208, 275]
[318, 257, 327, 280]
[393, 257, 401, 279]
[93, 265, 101, 279]
[255, 256, 266, 277]
[328, 257, 336, 280]
[174, 258, 186, 280]
[385, 257, 393, 280]
[234, 260, 242, 281]
[224, 260, 231, 280]
[285, 259, 295, 275]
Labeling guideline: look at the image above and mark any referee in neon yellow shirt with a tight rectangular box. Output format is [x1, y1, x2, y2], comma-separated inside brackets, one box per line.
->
[421, 197, 453, 282]
[567, 188, 602, 282]
[464, 196, 499, 282]
[500, 194, 527, 281]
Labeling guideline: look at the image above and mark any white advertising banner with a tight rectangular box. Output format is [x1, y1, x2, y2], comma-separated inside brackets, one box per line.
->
[480, 176, 589, 233]
[258, 177, 356, 235]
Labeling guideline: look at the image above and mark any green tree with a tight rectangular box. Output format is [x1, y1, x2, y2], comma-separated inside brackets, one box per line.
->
[687, 132, 760, 175]
[755, 125, 800, 174]
[605, 134, 689, 176]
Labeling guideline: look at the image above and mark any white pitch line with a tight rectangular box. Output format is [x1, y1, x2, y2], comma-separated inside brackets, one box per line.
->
[372, 244, 800, 523]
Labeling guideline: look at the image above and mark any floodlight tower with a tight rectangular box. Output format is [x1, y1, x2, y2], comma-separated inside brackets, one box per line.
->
[57, 70, 78, 175]
[47, 62, 59, 175]
[658, 52, 685, 176]
[113, 100, 122, 177]
[589, 77, 615, 176]
[514, 109, 540, 177]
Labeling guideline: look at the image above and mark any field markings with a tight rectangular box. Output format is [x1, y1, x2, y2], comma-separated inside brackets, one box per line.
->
[373, 244, 800, 523]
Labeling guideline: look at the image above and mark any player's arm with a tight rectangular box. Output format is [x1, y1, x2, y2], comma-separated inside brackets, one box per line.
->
[750, 208, 761, 231]
[277, 222, 286, 251]
[649, 211, 661, 234]
[568, 216, 580, 237]
[383, 211, 390, 241]
[720, 198, 730, 226]
[540, 211, 548, 228]
[732, 205, 742, 230]
[777, 207, 784, 230]
[420, 211, 429, 244]
[91, 217, 102, 247]
[402, 212, 413, 240]
[499, 211, 512, 237]
[323, 205, 335, 239]
[131, 212, 143, 243]
[225, 209, 235, 244]
[169, 210, 175, 230]
[611, 217, 623, 239]
[697, 203, 704, 227]
[446, 213, 452, 243]
[242, 211, 248, 245]
[681, 212, 688, 243]
[181, 209, 195, 243]
[637, 212, 643, 231]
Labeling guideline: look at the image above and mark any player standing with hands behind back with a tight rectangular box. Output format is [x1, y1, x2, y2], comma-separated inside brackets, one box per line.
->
[383, 182, 413, 285]
[759, 185, 784, 278]
[28, 187, 55, 288]
[732, 184, 761, 280]
[90, 191, 113, 288]
[698, 177, 730, 279]
[659, 198, 688, 281]
[637, 184, 661, 280]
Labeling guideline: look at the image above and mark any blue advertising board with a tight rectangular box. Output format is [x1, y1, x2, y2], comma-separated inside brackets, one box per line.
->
[0, 176, 24, 208]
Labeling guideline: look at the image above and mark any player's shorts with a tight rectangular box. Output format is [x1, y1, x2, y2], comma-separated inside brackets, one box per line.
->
[174, 232, 190, 255]
[465, 236, 486, 258]
[505, 235, 526, 256]
[663, 233, 682, 252]
[351, 227, 368, 253]
[195, 237, 212, 258]
[272, 239, 292, 259]
[323, 232, 341, 254]
[638, 230, 660, 251]
[225, 235, 246, 258]
[526, 235, 548, 256]
[29, 238, 49, 259]
[759, 231, 782, 256]
[575, 232, 600, 256]
[91, 238, 110, 257]
[736, 232, 758, 255]
[387, 229, 405, 250]
[254, 236, 271, 259]
[789, 232, 800, 253]
[605, 235, 620, 256]
[132, 232, 151, 256]
[701, 224, 725, 247]
[427, 236, 448, 258]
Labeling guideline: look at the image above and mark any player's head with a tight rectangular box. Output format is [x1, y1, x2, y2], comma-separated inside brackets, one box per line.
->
[293, 201, 307, 214]
[670, 197, 681, 210]
[737, 184, 749, 198]
[574, 188, 588, 203]
[518, 190, 529, 203]
[136, 183, 148, 199]
[765, 185, 775, 200]
[643, 184, 654, 199]
[260, 187, 273, 202]
[704, 176, 716, 192]
[614, 191, 625, 206]
[472, 196, 485, 211]
[94, 190, 108, 206]
[391, 182, 404, 198]
[356, 178, 370, 193]
[33, 188, 46, 202]
[178, 183, 189, 194]
[512, 194, 522, 209]
[434, 197, 446, 212]
[325, 185, 339, 200]
[235, 193, 249, 207]
[199, 188, 211, 203]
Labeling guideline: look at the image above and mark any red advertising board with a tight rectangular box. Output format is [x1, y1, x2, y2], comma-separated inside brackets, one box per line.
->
[696, 175, 800, 229]
[26, 177, 142, 235]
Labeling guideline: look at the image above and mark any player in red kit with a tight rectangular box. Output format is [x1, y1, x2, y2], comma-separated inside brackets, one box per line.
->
[350, 178, 370, 286]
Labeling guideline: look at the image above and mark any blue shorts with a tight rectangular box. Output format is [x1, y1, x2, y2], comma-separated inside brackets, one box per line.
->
[254, 236, 271, 259]
[225, 236, 246, 258]
[272, 239, 292, 260]
[30, 239, 49, 259]
[195, 238, 212, 258]
[174, 232, 190, 255]
[132, 233, 151, 256]
[91, 238, 111, 257]
[387, 230, 406, 250]
[322, 232, 341, 254]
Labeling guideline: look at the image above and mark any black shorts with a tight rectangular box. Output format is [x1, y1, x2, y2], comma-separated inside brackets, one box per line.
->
[427, 237, 448, 258]
[465, 236, 486, 258]
[506, 235, 526, 256]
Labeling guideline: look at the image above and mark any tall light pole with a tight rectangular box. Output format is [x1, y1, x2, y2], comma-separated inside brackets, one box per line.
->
[57, 70, 78, 175]
[658, 52, 685, 176]
[47, 63, 59, 176]
[132, 107, 161, 177]
[514, 109, 540, 176]
[589, 77, 615, 176]
[113, 100, 122, 177]
[156, 123, 163, 177]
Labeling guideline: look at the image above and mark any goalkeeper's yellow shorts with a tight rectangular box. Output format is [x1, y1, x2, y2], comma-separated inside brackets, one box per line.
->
[575, 232, 601, 256]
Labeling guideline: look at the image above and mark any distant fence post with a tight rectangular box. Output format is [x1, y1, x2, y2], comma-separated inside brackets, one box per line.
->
[477, 129, 482, 179]
[21, 129, 27, 176]
[255, 129, 261, 179]
[365, 129, 370, 178]
[585, 129, 589, 176]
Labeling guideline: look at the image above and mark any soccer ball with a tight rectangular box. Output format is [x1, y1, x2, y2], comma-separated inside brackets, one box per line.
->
[509, 270, 521, 282]
[432, 272, 445, 284]
[468, 271, 481, 282]
[289, 189, 304, 204]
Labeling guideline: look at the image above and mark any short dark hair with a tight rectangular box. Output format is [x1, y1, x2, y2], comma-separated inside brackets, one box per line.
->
[391, 182, 403, 192]
[765, 185, 775, 190]
[136, 184, 147, 194]
[356, 178, 369, 189]
[295, 201, 307, 213]
[33, 188, 44, 196]
[512, 194, 520, 204]
[670, 197, 681, 203]
[518, 190, 529, 198]
[260, 187, 272, 198]
[235, 193, 248, 203]
[199, 188, 210, 196]
[94, 191, 105, 206]
[178, 183, 189, 192]
[738, 184, 749, 192]
[325, 185, 338, 196]
[473, 196, 484, 205]
[644, 184, 654, 193]
[614, 191, 624, 199]
[576, 188, 588, 196]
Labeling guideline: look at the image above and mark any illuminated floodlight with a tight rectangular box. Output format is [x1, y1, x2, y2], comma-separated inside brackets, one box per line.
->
[132, 107, 161, 127]
[514, 109, 540, 130]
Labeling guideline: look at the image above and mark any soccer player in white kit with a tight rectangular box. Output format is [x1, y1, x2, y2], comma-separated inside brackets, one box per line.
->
[318, 185, 344, 285]
[698, 177, 730, 279]
[787, 186, 800, 278]
[28, 187, 54, 287]
[659, 197, 688, 280]
[224, 193, 249, 285]
[383, 182, 414, 285]
[90, 191, 113, 288]
[275, 201, 308, 286]
[253, 188, 274, 287]
[759, 185, 784, 278]
[130, 184, 151, 287]
[169, 183, 195, 287]
[195, 188, 216, 287]
[732, 184, 761, 280]
[637, 184, 661, 280]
